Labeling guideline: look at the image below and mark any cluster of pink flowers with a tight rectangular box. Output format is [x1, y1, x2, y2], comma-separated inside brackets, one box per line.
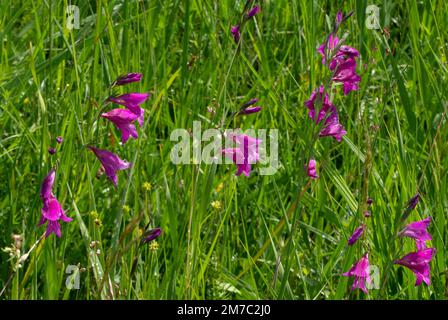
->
[39, 73, 151, 238]
[394, 196, 435, 286]
[224, 2, 262, 177]
[222, 132, 261, 177]
[343, 201, 371, 293]
[343, 194, 436, 294]
[304, 11, 357, 181]
[305, 11, 383, 295]
[308, 12, 437, 294]
[39, 135, 73, 237]
[304, 86, 347, 143]
[89, 73, 150, 187]
[317, 37, 361, 95]
[343, 233, 371, 294]
[221, 96, 262, 176]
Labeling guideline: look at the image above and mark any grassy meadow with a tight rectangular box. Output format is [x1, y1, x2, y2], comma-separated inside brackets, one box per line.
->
[0, 0, 447, 300]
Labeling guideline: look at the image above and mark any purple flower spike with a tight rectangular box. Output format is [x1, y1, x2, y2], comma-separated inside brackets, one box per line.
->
[338, 46, 360, 58]
[329, 46, 360, 71]
[306, 159, 318, 179]
[40, 169, 56, 200]
[222, 148, 249, 176]
[107, 92, 150, 127]
[304, 86, 333, 124]
[222, 134, 261, 177]
[233, 134, 261, 163]
[399, 217, 432, 251]
[242, 98, 259, 108]
[332, 58, 361, 95]
[56, 136, 63, 144]
[141, 227, 162, 244]
[238, 106, 262, 115]
[246, 5, 261, 19]
[394, 248, 436, 286]
[336, 11, 343, 26]
[348, 224, 366, 246]
[88, 146, 132, 187]
[113, 73, 142, 86]
[318, 35, 339, 65]
[304, 86, 347, 142]
[48, 147, 56, 155]
[39, 169, 72, 238]
[364, 211, 371, 218]
[406, 193, 420, 211]
[231, 25, 241, 43]
[342, 253, 372, 294]
[317, 34, 339, 65]
[108, 92, 150, 107]
[319, 122, 347, 142]
[101, 108, 139, 144]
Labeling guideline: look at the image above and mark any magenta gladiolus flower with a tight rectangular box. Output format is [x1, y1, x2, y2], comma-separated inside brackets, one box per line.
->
[304, 86, 347, 141]
[238, 106, 261, 115]
[401, 193, 421, 222]
[101, 108, 139, 144]
[329, 46, 360, 71]
[338, 45, 360, 57]
[222, 148, 248, 176]
[332, 58, 361, 95]
[56, 136, 63, 144]
[334, 11, 354, 31]
[342, 253, 372, 294]
[242, 98, 259, 108]
[336, 11, 343, 27]
[232, 134, 260, 163]
[48, 147, 56, 155]
[317, 11, 360, 95]
[394, 248, 436, 286]
[107, 93, 150, 127]
[317, 34, 339, 65]
[319, 122, 347, 142]
[40, 169, 55, 200]
[405, 193, 420, 211]
[239, 98, 261, 115]
[326, 45, 361, 96]
[348, 224, 366, 246]
[399, 217, 432, 251]
[108, 92, 150, 106]
[304, 86, 333, 124]
[246, 5, 260, 19]
[222, 134, 261, 177]
[141, 227, 162, 244]
[88, 146, 132, 187]
[306, 159, 318, 179]
[39, 169, 72, 238]
[231, 25, 241, 43]
[113, 73, 142, 86]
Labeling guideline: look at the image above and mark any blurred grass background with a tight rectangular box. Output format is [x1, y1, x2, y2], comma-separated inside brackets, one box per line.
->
[0, 0, 447, 299]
